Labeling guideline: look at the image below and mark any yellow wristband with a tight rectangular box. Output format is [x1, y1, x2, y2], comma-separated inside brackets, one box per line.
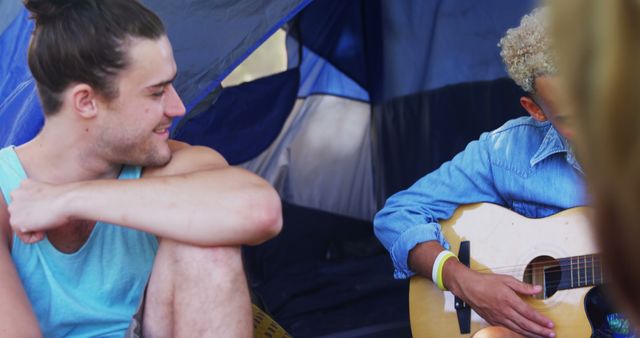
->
[433, 250, 457, 291]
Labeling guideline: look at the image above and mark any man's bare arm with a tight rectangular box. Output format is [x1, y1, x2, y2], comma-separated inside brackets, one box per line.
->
[0, 195, 42, 337]
[9, 142, 282, 246]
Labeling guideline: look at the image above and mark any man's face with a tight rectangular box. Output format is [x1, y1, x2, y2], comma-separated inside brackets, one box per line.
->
[533, 76, 574, 140]
[94, 35, 185, 167]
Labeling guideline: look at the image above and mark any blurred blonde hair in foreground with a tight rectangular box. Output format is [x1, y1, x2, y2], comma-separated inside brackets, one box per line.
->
[551, 0, 640, 325]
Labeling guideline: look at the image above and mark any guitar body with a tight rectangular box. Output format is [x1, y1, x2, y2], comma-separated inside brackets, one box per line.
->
[410, 203, 596, 338]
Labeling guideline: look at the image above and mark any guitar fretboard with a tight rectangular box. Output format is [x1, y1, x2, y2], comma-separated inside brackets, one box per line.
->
[552, 254, 603, 290]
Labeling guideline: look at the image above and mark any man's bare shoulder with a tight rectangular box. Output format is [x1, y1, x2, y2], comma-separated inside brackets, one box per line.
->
[143, 140, 229, 178]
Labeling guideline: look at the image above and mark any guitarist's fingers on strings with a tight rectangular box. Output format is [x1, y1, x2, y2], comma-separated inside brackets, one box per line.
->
[504, 276, 544, 297]
[460, 273, 555, 337]
[502, 276, 556, 335]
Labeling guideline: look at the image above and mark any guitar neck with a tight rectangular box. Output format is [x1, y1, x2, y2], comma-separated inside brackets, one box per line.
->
[555, 254, 604, 290]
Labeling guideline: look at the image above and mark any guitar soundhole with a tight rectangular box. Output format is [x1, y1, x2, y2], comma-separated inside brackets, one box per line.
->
[523, 256, 561, 299]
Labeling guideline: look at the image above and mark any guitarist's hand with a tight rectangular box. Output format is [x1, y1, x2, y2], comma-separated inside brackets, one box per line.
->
[444, 260, 556, 338]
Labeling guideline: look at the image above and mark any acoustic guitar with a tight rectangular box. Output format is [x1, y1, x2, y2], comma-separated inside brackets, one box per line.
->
[409, 203, 603, 337]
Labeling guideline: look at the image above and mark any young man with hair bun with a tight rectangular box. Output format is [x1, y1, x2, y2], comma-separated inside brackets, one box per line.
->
[0, 0, 282, 337]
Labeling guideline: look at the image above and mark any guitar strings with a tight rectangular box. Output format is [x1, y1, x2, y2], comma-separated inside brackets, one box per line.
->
[475, 263, 603, 275]
[468, 255, 602, 273]
[463, 262, 606, 290]
[469, 258, 604, 280]
[438, 265, 604, 291]
[472, 265, 604, 277]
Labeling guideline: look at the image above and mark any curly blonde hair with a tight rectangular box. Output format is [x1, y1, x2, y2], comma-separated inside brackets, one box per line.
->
[498, 7, 556, 94]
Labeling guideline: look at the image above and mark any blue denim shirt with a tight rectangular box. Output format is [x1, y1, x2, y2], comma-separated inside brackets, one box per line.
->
[373, 116, 587, 279]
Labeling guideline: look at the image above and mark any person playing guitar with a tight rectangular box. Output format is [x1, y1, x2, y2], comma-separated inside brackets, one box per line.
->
[374, 7, 583, 338]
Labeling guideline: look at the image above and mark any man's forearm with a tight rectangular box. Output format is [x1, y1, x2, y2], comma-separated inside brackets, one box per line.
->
[65, 167, 282, 246]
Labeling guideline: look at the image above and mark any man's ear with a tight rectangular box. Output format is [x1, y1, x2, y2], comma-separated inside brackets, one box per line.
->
[69, 84, 98, 119]
[520, 96, 547, 121]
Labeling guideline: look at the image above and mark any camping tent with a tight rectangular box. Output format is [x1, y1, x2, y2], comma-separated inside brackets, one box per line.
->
[0, 0, 535, 336]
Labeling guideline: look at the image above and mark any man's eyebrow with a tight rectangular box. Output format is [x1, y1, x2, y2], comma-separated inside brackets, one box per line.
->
[147, 73, 178, 89]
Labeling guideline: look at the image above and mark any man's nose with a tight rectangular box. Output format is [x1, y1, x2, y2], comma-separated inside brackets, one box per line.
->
[165, 84, 186, 117]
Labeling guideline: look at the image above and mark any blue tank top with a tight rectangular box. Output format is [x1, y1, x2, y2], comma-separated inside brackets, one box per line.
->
[0, 146, 158, 337]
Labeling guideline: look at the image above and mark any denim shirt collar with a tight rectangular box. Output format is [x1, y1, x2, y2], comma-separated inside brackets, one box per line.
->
[530, 125, 583, 173]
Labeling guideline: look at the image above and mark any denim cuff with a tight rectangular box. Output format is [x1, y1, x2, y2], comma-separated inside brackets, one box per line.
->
[390, 222, 450, 279]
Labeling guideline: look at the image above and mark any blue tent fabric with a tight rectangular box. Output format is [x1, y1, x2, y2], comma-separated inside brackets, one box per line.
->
[174, 69, 299, 165]
[141, 0, 312, 114]
[375, 0, 535, 100]
[296, 45, 369, 102]
[292, 0, 370, 93]
[286, 0, 535, 201]
[0, 0, 22, 34]
[293, 0, 535, 103]
[0, 8, 42, 147]
[372, 78, 527, 206]
[0, 80, 42, 148]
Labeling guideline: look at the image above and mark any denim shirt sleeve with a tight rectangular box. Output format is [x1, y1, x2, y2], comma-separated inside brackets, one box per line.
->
[373, 132, 506, 279]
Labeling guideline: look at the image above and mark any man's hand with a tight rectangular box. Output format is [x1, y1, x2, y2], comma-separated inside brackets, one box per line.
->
[8, 179, 71, 243]
[444, 261, 556, 338]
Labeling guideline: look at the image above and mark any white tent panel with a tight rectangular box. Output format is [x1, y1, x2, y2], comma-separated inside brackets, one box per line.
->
[241, 95, 375, 221]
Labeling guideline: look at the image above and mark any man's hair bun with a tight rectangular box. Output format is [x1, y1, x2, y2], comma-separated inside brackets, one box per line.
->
[23, 0, 79, 24]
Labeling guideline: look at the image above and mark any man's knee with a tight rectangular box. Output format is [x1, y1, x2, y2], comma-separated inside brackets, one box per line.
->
[158, 240, 244, 275]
